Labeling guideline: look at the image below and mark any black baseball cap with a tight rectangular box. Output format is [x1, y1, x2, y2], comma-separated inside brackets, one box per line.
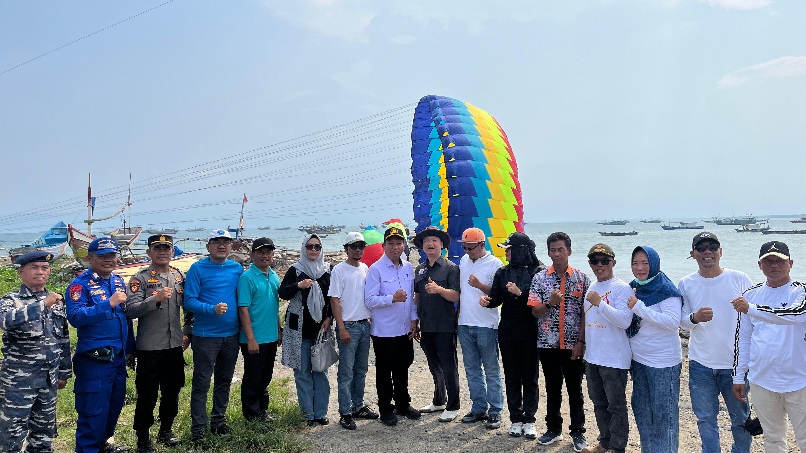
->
[692, 232, 719, 249]
[252, 237, 276, 252]
[759, 241, 790, 260]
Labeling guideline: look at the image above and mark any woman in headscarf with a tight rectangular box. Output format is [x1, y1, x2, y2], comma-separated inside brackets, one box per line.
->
[279, 234, 332, 426]
[626, 245, 683, 453]
[480, 232, 545, 438]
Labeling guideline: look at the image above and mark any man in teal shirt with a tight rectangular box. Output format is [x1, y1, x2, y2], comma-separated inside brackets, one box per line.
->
[238, 237, 282, 423]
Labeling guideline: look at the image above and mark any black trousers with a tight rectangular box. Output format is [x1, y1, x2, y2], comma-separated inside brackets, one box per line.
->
[420, 331, 460, 411]
[539, 347, 586, 434]
[133, 347, 185, 435]
[371, 334, 414, 414]
[240, 342, 278, 420]
[499, 325, 539, 423]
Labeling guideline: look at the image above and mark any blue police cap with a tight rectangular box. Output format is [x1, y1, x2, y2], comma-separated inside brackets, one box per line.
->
[88, 237, 119, 255]
[15, 250, 54, 267]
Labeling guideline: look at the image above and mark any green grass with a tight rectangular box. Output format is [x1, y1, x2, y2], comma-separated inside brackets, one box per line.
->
[1, 264, 310, 453]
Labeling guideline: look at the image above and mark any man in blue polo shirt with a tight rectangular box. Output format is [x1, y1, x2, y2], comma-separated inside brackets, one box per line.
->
[184, 229, 244, 442]
[66, 238, 132, 453]
[237, 237, 282, 424]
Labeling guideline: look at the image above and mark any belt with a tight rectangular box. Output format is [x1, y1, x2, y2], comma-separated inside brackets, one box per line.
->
[344, 319, 369, 324]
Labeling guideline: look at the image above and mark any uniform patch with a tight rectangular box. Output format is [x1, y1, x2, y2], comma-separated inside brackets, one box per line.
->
[147, 278, 160, 284]
[69, 284, 82, 301]
[151, 290, 159, 296]
[130, 279, 141, 293]
[100, 294, 107, 301]
[91, 289, 105, 296]
[151, 270, 157, 276]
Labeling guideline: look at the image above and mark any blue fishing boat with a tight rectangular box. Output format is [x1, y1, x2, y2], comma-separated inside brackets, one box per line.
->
[9, 221, 70, 262]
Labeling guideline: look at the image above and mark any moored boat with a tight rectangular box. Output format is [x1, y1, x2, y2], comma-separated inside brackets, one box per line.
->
[144, 227, 179, 234]
[790, 218, 806, 224]
[713, 215, 758, 225]
[599, 231, 638, 236]
[661, 222, 704, 230]
[639, 219, 661, 223]
[735, 221, 770, 233]
[761, 229, 806, 235]
[9, 221, 70, 262]
[598, 219, 629, 225]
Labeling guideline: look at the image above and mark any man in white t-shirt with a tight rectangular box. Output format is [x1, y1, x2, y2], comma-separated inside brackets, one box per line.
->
[679, 232, 752, 453]
[456, 228, 504, 429]
[732, 241, 806, 453]
[328, 232, 379, 430]
[581, 243, 633, 453]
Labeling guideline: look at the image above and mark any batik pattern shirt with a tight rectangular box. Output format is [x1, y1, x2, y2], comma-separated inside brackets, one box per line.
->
[528, 265, 590, 349]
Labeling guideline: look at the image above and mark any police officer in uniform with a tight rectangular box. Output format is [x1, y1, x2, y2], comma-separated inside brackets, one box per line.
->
[126, 235, 191, 452]
[66, 238, 132, 453]
[0, 251, 72, 452]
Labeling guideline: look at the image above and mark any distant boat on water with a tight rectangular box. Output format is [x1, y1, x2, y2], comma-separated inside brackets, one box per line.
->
[598, 220, 629, 225]
[258, 226, 272, 230]
[762, 229, 806, 235]
[735, 221, 770, 233]
[599, 231, 638, 236]
[275, 227, 291, 231]
[186, 226, 205, 232]
[661, 222, 704, 230]
[144, 227, 179, 234]
[9, 221, 70, 262]
[713, 215, 758, 226]
[790, 218, 806, 224]
[639, 219, 661, 223]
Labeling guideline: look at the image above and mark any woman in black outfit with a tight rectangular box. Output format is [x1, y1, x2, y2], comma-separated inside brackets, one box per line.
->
[481, 232, 544, 437]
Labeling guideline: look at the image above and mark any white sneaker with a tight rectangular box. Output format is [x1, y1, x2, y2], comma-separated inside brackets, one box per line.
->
[419, 403, 446, 413]
[439, 410, 458, 422]
[508, 422, 523, 437]
[523, 423, 538, 440]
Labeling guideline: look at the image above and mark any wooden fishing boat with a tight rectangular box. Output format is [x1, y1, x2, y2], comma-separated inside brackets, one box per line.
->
[9, 221, 70, 262]
[761, 230, 806, 235]
[599, 231, 638, 236]
[598, 219, 629, 225]
[661, 222, 704, 230]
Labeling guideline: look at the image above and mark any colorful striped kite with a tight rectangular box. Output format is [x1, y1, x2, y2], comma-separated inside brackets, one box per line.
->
[410, 95, 524, 264]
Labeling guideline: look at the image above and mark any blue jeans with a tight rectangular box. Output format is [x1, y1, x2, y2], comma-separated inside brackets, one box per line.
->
[458, 325, 503, 416]
[689, 360, 751, 453]
[294, 337, 330, 420]
[631, 360, 681, 453]
[336, 320, 371, 415]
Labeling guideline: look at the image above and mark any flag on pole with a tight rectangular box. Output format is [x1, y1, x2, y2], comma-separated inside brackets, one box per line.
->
[243, 194, 248, 204]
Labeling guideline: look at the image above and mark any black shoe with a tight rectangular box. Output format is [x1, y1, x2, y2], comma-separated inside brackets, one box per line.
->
[460, 411, 488, 423]
[352, 405, 380, 419]
[157, 430, 180, 447]
[210, 424, 233, 436]
[190, 432, 205, 443]
[395, 405, 422, 420]
[380, 411, 398, 426]
[486, 414, 502, 429]
[339, 414, 357, 430]
[100, 443, 130, 453]
[136, 439, 154, 453]
[314, 417, 330, 425]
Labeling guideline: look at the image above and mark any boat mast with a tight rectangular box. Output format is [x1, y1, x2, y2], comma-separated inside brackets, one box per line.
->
[86, 174, 93, 235]
[237, 193, 247, 239]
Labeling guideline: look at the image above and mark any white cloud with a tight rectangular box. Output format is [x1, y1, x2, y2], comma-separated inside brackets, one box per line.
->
[702, 0, 771, 10]
[391, 34, 416, 45]
[261, 0, 376, 42]
[717, 56, 806, 88]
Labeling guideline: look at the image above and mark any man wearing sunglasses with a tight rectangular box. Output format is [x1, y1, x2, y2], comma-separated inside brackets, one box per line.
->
[679, 232, 752, 453]
[456, 228, 504, 429]
[126, 235, 190, 452]
[581, 244, 633, 453]
[329, 232, 380, 430]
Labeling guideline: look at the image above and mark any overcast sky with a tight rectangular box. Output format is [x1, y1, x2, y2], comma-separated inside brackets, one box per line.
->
[1, 0, 804, 233]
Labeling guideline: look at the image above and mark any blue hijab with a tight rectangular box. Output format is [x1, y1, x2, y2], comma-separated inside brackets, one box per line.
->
[626, 245, 682, 338]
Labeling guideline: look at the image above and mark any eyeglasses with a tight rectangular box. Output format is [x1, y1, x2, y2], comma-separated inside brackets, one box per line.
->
[694, 243, 720, 253]
[462, 243, 482, 251]
[305, 244, 322, 251]
[348, 243, 366, 250]
[589, 257, 612, 266]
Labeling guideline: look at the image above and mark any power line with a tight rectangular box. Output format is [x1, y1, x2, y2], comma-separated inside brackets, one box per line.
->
[1, 1, 177, 76]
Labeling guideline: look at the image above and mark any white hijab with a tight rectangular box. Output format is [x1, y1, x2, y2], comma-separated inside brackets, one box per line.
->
[291, 234, 328, 323]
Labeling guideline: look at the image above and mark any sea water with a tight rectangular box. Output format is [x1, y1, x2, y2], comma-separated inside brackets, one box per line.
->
[3, 219, 805, 285]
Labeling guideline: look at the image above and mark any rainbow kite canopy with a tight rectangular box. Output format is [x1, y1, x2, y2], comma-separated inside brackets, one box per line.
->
[410, 95, 524, 264]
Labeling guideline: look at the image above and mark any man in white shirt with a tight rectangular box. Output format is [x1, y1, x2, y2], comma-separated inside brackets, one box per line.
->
[329, 232, 379, 430]
[732, 240, 806, 453]
[581, 244, 633, 453]
[456, 228, 504, 429]
[679, 232, 752, 453]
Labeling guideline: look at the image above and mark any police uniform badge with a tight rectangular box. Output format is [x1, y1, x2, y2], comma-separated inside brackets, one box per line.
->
[69, 284, 82, 301]
[129, 279, 141, 293]
[151, 270, 157, 276]
[100, 294, 107, 301]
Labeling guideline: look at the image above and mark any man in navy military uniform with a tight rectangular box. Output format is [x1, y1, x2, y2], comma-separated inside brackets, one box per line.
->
[126, 235, 189, 452]
[0, 251, 72, 452]
[66, 238, 133, 453]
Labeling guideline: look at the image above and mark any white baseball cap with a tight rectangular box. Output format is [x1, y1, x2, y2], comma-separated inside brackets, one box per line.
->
[209, 229, 233, 240]
[343, 231, 365, 246]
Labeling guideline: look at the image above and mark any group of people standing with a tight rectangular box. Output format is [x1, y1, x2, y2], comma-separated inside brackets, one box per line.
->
[0, 225, 805, 453]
